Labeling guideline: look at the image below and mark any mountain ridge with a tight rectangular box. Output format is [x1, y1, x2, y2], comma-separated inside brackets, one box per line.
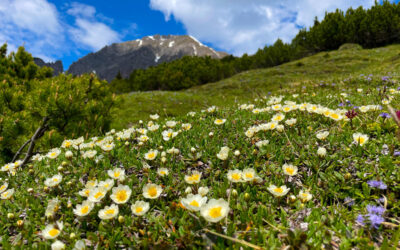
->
[67, 34, 228, 82]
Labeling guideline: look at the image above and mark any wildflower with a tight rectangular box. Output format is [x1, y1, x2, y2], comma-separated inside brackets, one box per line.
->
[85, 180, 98, 189]
[150, 114, 159, 120]
[227, 170, 242, 182]
[82, 150, 97, 159]
[344, 197, 355, 206]
[272, 113, 285, 122]
[131, 200, 150, 216]
[98, 204, 119, 220]
[198, 187, 209, 196]
[268, 185, 290, 197]
[182, 123, 192, 130]
[242, 168, 257, 182]
[65, 151, 73, 159]
[317, 147, 327, 157]
[285, 118, 297, 126]
[282, 164, 298, 176]
[353, 133, 369, 146]
[88, 187, 107, 203]
[356, 214, 365, 226]
[44, 174, 63, 187]
[316, 131, 329, 140]
[62, 140, 73, 149]
[42, 221, 63, 239]
[97, 179, 114, 192]
[366, 205, 385, 215]
[256, 140, 269, 148]
[78, 188, 92, 198]
[157, 168, 169, 176]
[214, 119, 226, 125]
[276, 124, 284, 132]
[369, 213, 384, 229]
[181, 194, 207, 211]
[144, 150, 158, 160]
[101, 142, 115, 152]
[166, 120, 177, 128]
[51, 240, 65, 250]
[200, 199, 230, 223]
[143, 183, 163, 199]
[0, 182, 8, 193]
[185, 171, 202, 184]
[73, 200, 94, 217]
[234, 150, 240, 156]
[0, 188, 14, 199]
[162, 129, 178, 141]
[107, 168, 125, 181]
[45, 198, 60, 218]
[47, 148, 61, 159]
[367, 180, 387, 190]
[298, 190, 312, 202]
[379, 113, 390, 119]
[110, 185, 132, 204]
[217, 146, 230, 160]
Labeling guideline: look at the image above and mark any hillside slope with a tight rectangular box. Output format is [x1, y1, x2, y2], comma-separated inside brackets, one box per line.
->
[112, 44, 400, 129]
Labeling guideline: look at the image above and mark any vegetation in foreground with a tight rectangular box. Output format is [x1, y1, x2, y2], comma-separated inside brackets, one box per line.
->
[1, 74, 400, 248]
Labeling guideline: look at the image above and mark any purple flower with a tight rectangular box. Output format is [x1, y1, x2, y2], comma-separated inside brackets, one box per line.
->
[379, 113, 390, 119]
[394, 151, 400, 156]
[344, 197, 355, 206]
[367, 180, 387, 190]
[367, 205, 385, 215]
[356, 214, 365, 226]
[338, 102, 345, 107]
[368, 214, 384, 229]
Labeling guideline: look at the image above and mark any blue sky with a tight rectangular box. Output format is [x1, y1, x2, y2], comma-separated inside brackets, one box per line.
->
[0, 0, 395, 70]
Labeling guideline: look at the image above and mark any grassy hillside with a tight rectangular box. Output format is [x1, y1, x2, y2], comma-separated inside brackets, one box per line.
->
[112, 44, 400, 130]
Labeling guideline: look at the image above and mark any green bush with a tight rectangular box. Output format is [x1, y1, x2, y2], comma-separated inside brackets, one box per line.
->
[0, 44, 116, 164]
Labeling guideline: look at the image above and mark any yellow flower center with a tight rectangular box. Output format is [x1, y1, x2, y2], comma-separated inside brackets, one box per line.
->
[114, 172, 120, 178]
[167, 132, 172, 137]
[2, 192, 8, 197]
[0, 185, 6, 191]
[358, 137, 365, 144]
[216, 119, 222, 123]
[209, 207, 222, 218]
[286, 167, 294, 175]
[148, 186, 158, 197]
[65, 142, 71, 147]
[116, 190, 128, 202]
[105, 209, 115, 215]
[94, 192, 103, 199]
[274, 187, 283, 194]
[284, 108, 290, 112]
[51, 152, 56, 157]
[270, 124, 276, 129]
[48, 228, 59, 237]
[301, 193, 308, 198]
[160, 171, 166, 175]
[331, 113, 339, 119]
[148, 152, 155, 159]
[135, 207, 143, 213]
[84, 190, 90, 196]
[81, 206, 89, 214]
[189, 200, 200, 207]
[324, 111, 331, 116]
[190, 174, 200, 181]
[245, 173, 253, 179]
[53, 178, 58, 182]
[231, 173, 241, 180]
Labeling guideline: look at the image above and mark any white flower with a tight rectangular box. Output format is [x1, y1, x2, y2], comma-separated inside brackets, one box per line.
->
[110, 185, 132, 204]
[276, 124, 284, 132]
[353, 133, 369, 146]
[44, 174, 63, 187]
[0, 188, 14, 199]
[143, 183, 163, 199]
[52, 240, 66, 250]
[285, 118, 297, 126]
[82, 150, 97, 159]
[282, 164, 298, 176]
[242, 168, 257, 182]
[157, 168, 169, 176]
[65, 150, 73, 159]
[0, 182, 8, 193]
[107, 168, 125, 181]
[45, 198, 60, 218]
[268, 185, 290, 197]
[217, 146, 229, 160]
[144, 150, 158, 160]
[166, 120, 177, 128]
[98, 204, 119, 220]
[131, 200, 150, 216]
[214, 119, 226, 125]
[181, 194, 207, 211]
[47, 148, 61, 159]
[78, 188, 92, 198]
[317, 147, 327, 157]
[316, 131, 329, 140]
[101, 143, 115, 152]
[98, 179, 114, 191]
[298, 190, 312, 202]
[62, 140, 74, 149]
[227, 170, 242, 182]
[162, 129, 178, 141]
[42, 221, 63, 239]
[73, 240, 86, 250]
[200, 199, 230, 223]
[73, 200, 94, 217]
[85, 180, 98, 189]
[182, 123, 192, 130]
[184, 171, 202, 184]
[150, 114, 159, 120]
[198, 187, 209, 196]
[234, 150, 240, 156]
[88, 187, 107, 203]
[256, 140, 269, 148]
[272, 113, 285, 122]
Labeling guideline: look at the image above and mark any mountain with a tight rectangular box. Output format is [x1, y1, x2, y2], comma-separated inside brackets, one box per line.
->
[67, 35, 229, 82]
[33, 58, 63, 76]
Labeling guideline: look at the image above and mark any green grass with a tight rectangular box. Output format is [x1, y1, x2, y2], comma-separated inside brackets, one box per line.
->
[112, 44, 400, 130]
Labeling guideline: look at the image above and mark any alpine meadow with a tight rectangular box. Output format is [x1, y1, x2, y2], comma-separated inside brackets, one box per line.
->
[1, 1, 400, 249]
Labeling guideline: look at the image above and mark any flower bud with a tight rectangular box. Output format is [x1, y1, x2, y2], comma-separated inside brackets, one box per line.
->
[344, 173, 352, 180]
[118, 216, 125, 223]
[244, 193, 250, 201]
[234, 150, 240, 156]
[17, 220, 24, 227]
[61, 161, 68, 167]
[289, 195, 296, 203]
[209, 132, 214, 137]
[7, 213, 14, 219]
[57, 166, 64, 172]
[231, 189, 238, 197]
[125, 141, 129, 146]
[27, 188, 34, 193]
[69, 233, 76, 240]
[317, 147, 327, 157]
[65, 151, 73, 159]
[190, 147, 196, 153]
[185, 187, 192, 194]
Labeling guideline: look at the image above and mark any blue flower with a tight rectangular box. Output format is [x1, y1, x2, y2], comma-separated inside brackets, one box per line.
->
[344, 197, 354, 207]
[366, 205, 385, 215]
[368, 214, 384, 229]
[379, 113, 390, 119]
[356, 214, 365, 226]
[367, 180, 387, 190]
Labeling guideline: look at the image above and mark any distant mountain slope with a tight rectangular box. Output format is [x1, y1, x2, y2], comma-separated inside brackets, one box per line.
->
[33, 58, 63, 76]
[67, 35, 228, 82]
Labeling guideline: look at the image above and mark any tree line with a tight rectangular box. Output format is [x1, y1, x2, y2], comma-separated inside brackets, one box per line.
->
[110, 0, 400, 93]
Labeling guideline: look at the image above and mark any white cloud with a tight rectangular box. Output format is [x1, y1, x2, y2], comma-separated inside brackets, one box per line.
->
[67, 2, 121, 51]
[69, 19, 121, 51]
[150, 0, 376, 55]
